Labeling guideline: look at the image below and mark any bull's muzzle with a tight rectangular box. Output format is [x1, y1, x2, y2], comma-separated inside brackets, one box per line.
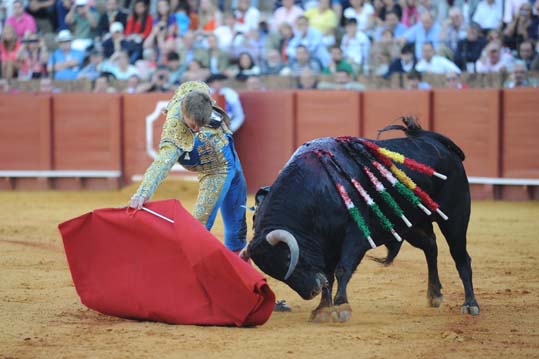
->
[266, 229, 299, 280]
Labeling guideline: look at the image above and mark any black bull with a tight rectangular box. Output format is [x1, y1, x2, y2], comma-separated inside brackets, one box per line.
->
[243, 120, 479, 322]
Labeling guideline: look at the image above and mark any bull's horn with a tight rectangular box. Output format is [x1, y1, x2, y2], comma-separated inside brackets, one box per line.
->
[266, 230, 299, 280]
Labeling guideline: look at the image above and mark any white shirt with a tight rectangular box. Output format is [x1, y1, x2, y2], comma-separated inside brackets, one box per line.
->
[415, 55, 461, 74]
[235, 6, 260, 31]
[472, 0, 502, 30]
[340, 30, 371, 66]
[215, 87, 245, 133]
[503, 0, 528, 24]
[343, 3, 374, 31]
[476, 52, 514, 73]
[271, 5, 304, 31]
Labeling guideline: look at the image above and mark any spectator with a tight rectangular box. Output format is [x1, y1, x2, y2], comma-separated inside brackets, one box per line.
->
[271, 0, 304, 32]
[124, 74, 141, 93]
[198, 0, 223, 32]
[504, 60, 537, 87]
[245, 75, 266, 90]
[142, 13, 169, 56]
[47, 30, 85, 80]
[371, 27, 402, 64]
[415, 41, 461, 74]
[304, 0, 338, 46]
[317, 69, 366, 90]
[453, 22, 487, 72]
[234, 0, 260, 32]
[418, 0, 449, 26]
[517, 40, 537, 69]
[265, 22, 294, 64]
[26, 0, 56, 33]
[135, 47, 157, 80]
[322, 45, 355, 75]
[261, 48, 287, 75]
[5, 0, 37, 39]
[195, 33, 230, 74]
[374, 10, 408, 40]
[93, 73, 117, 93]
[78, 49, 105, 80]
[139, 65, 171, 92]
[384, 43, 416, 79]
[287, 44, 323, 75]
[297, 67, 319, 89]
[0, 24, 21, 80]
[439, 7, 467, 57]
[340, 17, 371, 75]
[401, 11, 441, 60]
[230, 51, 261, 81]
[16, 33, 48, 80]
[472, 0, 502, 33]
[445, 71, 468, 88]
[343, 0, 375, 32]
[172, 2, 193, 37]
[503, 0, 529, 25]
[402, 0, 420, 27]
[476, 41, 514, 73]
[176, 0, 200, 32]
[379, 0, 403, 21]
[56, 0, 71, 31]
[102, 22, 133, 60]
[177, 30, 198, 68]
[206, 72, 245, 133]
[97, 0, 128, 37]
[213, 11, 244, 51]
[65, 0, 99, 52]
[125, 0, 153, 61]
[181, 59, 211, 82]
[453, 0, 481, 27]
[405, 70, 431, 89]
[503, 2, 537, 50]
[154, 0, 175, 31]
[286, 15, 330, 67]
[102, 50, 139, 79]
[166, 51, 183, 85]
[231, 27, 266, 62]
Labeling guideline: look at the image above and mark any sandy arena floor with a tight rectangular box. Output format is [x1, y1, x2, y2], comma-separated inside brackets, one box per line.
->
[0, 181, 538, 359]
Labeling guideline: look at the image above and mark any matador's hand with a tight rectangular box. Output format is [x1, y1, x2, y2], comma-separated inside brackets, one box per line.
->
[129, 195, 147, 209]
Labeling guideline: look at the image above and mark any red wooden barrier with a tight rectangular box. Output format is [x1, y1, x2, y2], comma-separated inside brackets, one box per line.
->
[362, 90, 431, 139]
[0, 94, 52, 190]
[235, 91, 295, 192]
[52, 94, 122, 189]
[501, 88, 539, 200]
[295, 90, 361, 147]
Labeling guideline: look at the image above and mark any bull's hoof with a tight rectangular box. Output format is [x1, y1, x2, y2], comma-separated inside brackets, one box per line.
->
[461, 304, 480, 315]
[331, 304, 352, 323]
[428, 294, 444, 308]
[309, 306, 334, 323]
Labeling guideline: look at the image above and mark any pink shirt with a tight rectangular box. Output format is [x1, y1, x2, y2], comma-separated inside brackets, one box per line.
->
[6, 13, 37, 39]
[271, 5, 304, 31]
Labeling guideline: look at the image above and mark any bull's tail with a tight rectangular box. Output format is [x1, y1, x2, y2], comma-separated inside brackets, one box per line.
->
[368, 240, 403, 266]
[378, 117, 466, 162]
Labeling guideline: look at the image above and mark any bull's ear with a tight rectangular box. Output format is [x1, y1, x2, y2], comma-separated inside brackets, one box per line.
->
[255, 186, 271, 206]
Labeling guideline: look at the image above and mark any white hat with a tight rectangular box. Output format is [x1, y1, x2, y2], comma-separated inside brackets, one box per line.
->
[56, 29, 73, 42]
[75, 0, 88, 6]
[109, 22, 124, 34]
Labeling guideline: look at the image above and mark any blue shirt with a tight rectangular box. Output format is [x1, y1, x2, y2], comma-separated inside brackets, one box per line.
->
[402, 21, 441, 60]
[375, 22, 408, 41]
[48, 49, 85, 80]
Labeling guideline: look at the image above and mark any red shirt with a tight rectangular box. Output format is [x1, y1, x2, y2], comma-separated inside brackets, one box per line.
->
[125, 15, 153, 39]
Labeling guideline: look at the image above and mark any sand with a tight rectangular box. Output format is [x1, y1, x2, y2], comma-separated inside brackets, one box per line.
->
[1, 181, 538, 359]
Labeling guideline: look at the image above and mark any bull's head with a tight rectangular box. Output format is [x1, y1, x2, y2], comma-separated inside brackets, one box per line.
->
[245, 229, 328, 299]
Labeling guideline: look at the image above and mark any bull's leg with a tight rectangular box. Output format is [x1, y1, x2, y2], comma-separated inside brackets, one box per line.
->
[309, 274, 335, 323]
[332, 238, 369, 323]
[405, 222, 443, 307]
[438, 215, 480, 315]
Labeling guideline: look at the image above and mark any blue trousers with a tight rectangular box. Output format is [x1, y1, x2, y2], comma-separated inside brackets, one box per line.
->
[193, 139, 247, 252]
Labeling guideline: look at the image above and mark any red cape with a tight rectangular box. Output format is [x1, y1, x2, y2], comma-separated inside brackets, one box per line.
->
[58, 199, 274, 327]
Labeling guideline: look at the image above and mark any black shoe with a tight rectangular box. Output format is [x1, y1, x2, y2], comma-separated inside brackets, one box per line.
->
[274, 300, 291, 312]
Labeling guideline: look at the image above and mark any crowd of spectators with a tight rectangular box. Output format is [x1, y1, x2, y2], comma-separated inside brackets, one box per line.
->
[1, 0, 538, 93]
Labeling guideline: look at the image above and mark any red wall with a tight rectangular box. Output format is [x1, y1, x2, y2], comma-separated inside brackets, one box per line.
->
[0, 88, 538, 199]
